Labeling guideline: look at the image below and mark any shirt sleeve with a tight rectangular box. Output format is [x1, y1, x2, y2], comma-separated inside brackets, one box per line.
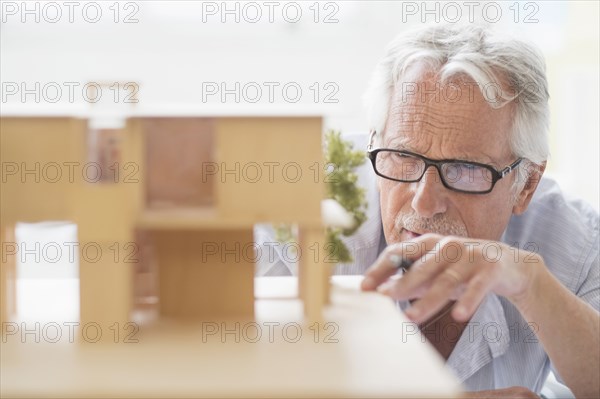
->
[551, 217, 599, 386]
[570, 194, 600, 306]
[577, 253, 600, 312]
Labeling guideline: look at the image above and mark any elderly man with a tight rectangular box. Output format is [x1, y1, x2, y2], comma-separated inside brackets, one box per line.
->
[257, 24, 599, 398]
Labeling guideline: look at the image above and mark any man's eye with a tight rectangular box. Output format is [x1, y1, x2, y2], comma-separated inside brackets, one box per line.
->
[452, 163, 480, 172]
[461, 163, 478, 170]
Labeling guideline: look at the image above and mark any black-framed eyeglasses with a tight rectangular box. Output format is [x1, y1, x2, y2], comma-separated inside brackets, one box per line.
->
[366, 131, 523, 194]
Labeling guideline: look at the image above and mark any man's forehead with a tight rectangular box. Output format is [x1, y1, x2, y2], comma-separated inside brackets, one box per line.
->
[393, 103, 483, 125]
[383, 133, 498, 166]
[386, 98, 502, 144]
[383, 73, 514, 163]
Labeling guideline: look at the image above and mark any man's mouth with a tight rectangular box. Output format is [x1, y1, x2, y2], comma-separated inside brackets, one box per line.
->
[403, 229, 422, 240]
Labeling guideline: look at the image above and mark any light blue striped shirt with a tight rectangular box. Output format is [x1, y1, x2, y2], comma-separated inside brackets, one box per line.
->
[255, 135, 599, 393]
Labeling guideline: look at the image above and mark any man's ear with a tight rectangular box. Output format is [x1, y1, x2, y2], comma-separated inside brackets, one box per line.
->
[512, 161, 546, 215]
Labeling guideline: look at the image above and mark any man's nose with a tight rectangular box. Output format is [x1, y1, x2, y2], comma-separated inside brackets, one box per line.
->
[410, 166, 448, 218]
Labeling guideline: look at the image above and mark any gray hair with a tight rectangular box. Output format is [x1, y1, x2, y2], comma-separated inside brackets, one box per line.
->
[363, 24, 549, 193]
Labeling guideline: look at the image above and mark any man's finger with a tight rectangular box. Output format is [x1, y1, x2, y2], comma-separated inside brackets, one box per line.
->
[361, 235, 439, 291]
[452, 272, 494, 322]
[404, 264, 475, 323]
[386, 253, 445, 299]
[387, 236, 474, 300]
[360, 249, 406, 291]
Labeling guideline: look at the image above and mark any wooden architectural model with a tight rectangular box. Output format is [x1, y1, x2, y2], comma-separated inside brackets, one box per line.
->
[0, 116, 329, 327]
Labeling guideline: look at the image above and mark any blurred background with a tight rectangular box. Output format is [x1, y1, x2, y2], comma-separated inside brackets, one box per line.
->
[2, 0, 598, 206]
[1, 1, 598, 323]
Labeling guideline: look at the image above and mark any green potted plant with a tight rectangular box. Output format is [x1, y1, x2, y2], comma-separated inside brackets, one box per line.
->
[276, 129, 368, 264]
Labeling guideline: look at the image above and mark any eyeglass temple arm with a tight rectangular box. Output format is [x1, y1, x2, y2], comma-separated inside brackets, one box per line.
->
[367, 130, 377, 151]
[500, 158, 523, 178]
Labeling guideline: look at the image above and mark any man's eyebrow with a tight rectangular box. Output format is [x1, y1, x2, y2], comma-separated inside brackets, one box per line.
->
[385, 137, 415, 151]
[451, 152, 497, 165]
[386, 139, 499, 166]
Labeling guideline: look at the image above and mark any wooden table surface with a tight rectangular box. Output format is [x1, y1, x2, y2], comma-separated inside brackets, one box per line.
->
[1, 276, 462, 398]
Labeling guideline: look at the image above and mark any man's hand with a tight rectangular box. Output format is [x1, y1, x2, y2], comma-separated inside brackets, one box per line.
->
[462, 386, 540, 398]
[361, 233, 599, 398]
[360, 233, 541, 324]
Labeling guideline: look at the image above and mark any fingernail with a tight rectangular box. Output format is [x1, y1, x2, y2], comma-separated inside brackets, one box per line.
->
[361, 277, 376, 290]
